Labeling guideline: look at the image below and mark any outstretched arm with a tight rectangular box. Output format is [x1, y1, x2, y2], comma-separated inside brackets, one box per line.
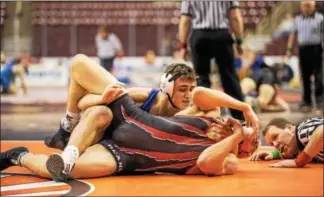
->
[192, 87, 259, 130]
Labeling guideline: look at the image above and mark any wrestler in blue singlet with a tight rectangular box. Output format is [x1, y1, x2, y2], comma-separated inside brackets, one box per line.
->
[139, 88, 160, 112]
[0, 59, 16, 91]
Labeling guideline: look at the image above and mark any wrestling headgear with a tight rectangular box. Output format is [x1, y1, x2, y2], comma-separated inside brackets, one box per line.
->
[160, 66, 192, 97]
[160, 72, 175, 97]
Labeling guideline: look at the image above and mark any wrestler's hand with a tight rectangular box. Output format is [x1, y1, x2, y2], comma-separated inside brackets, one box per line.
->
[225, 117, 244, 139]
[243, 105, 260, 134]
[207, 120, 234, 141]
[101, 83, 125, 104]
[269, 159, 297, 168]
[249, 151, 273, 161]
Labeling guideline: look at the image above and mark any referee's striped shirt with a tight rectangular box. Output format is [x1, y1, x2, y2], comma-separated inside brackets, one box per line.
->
[292, 12, 324, 46]
[296, 117, 324, 163]
[180, 1, 240, 29]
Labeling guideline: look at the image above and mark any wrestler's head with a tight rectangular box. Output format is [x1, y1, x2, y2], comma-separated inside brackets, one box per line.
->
[237, 127, 260, 158]
[263, 118, 298, 158]
[160, 63, 197, 109]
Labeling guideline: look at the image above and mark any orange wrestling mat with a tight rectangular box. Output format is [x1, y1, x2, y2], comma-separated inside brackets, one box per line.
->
[1, 141, 323, 196]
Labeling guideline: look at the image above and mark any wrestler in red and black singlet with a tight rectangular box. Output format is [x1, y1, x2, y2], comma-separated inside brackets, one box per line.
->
[99, 94, 222, 175]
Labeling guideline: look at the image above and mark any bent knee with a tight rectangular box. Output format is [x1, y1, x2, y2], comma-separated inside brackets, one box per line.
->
[83, 106, 113, 129]
[70, 54, 89, 72]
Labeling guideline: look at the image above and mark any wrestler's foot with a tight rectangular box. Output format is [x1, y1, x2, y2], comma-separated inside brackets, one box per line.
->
[44, 117, 76, 150]
[46, 153, 73, 182]
[0, 147, 29, 171]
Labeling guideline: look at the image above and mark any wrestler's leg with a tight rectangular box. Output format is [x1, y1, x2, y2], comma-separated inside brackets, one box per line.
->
[70, 144, 117, 179]
[57, 105, 112, 177]
[240, 77, 256, 95]
[63, 106, 112, 158]
[258, 85, 288, 112]
[19, 144, 116, 179]
[66, 54, 121, 117]
[258, 84, 275, 110]
[45, 54, 124, 149]
[272, 96, 290, 111]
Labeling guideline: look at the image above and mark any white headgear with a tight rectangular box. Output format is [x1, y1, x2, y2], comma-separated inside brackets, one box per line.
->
[159, 73, 174, 96]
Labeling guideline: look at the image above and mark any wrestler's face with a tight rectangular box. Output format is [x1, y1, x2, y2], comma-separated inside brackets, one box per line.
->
[238, 127, 260, 158]
[172, 77, 196, 109]
[264, 125, 298, 158]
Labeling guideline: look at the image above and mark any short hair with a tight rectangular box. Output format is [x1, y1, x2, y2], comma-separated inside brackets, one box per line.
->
[163, 63, 196, 81]
[262, 118, 294, 136]
[98, 26, 107, 33]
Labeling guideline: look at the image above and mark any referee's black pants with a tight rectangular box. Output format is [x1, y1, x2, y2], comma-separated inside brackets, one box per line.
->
[298, 44, 323, 106]
[100, 57, 115, 72]
[190, 29, 244, 120]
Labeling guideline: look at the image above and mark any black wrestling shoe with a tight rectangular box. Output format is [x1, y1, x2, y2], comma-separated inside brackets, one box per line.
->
[44, 125, 70, 151]
[46, 153, 71, 182]
[0, 147, 29, 171]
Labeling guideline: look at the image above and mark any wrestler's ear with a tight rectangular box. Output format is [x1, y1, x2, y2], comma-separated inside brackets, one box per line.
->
[286, 123, 295, 133]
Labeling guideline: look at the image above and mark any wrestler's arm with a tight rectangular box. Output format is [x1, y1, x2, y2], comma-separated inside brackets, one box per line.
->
[77, 87, 152, 110]
[186, 131, 243, 176]
[185, 153, 238, 176]
[126, 87, 152, 103]
[192, 86, 248, 111]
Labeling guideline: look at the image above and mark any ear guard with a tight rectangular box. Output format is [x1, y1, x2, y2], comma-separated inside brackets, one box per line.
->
[160, 73, 174, 96]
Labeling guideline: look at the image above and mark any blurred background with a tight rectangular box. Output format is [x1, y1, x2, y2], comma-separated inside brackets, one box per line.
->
[1, 1, 323, 140]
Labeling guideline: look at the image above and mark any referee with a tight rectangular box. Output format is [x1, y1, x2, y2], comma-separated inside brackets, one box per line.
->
[286, 1, 324, 112]
[179, 1, 245, 120]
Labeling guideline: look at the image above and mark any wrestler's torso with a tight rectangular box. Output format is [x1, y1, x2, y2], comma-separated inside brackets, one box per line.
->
[104, 94, 223, 174]
[111, 111, 217, 174]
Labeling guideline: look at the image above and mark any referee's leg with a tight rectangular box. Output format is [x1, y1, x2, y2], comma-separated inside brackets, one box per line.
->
[213, 33, 244, 120]
[312, 45, 323, 106]
[299, 47, 313, 107]
[190, 30, 212, 88]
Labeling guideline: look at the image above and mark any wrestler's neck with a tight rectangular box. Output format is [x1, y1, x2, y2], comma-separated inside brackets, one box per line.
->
[152, 93, 181, 116]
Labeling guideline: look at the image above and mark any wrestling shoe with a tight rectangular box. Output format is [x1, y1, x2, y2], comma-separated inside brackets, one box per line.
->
[0, 147, 29, 171]
[44, 117, 76, 150]
[46, 153, 73, 182]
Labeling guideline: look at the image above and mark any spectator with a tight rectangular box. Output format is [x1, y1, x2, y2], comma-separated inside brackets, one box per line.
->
[0, 55, 29, 95]
[95, 26, 124, 72]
